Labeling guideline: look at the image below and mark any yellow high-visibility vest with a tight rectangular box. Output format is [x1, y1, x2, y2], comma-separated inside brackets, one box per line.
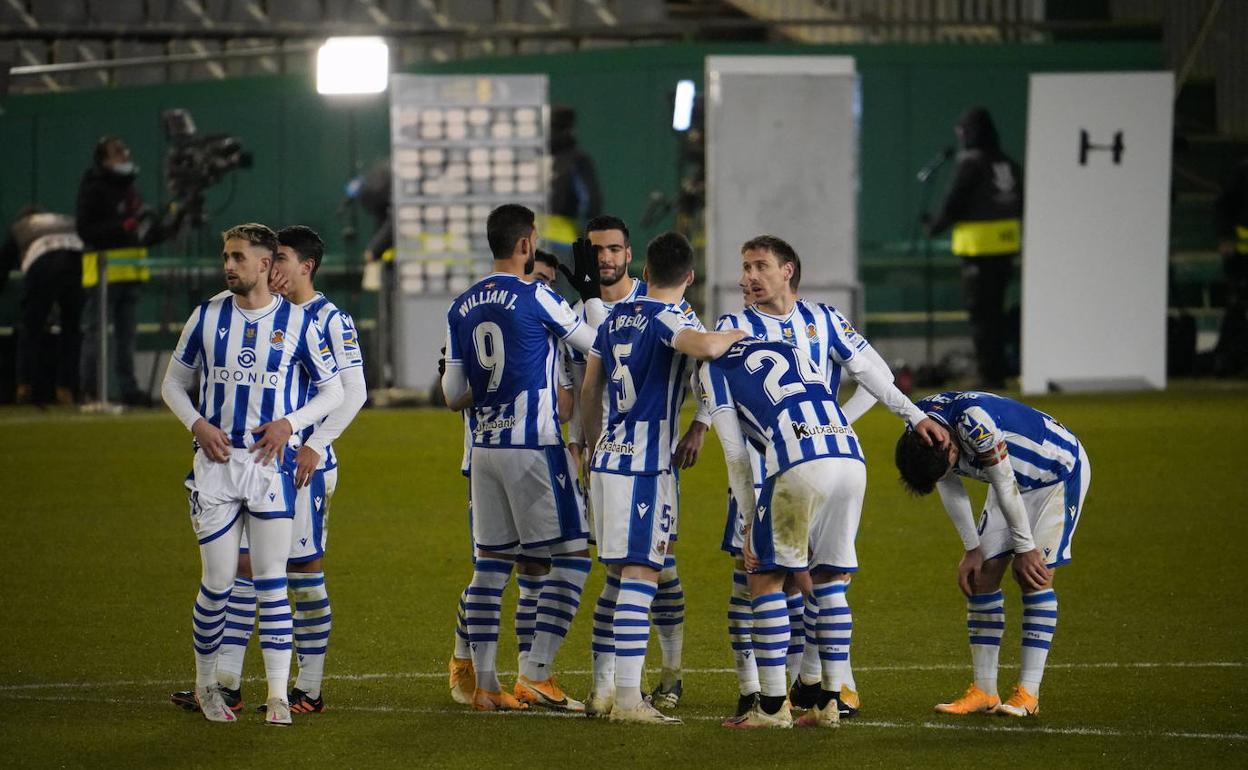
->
[951, 218, 1022, 257]
[540, 214, 579, 246]
[1236, 225, 1247, 255]
[82, 247, 151, 288]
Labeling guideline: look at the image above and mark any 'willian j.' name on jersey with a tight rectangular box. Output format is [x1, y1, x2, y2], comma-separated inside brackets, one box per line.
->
[457, 287, 518, 316]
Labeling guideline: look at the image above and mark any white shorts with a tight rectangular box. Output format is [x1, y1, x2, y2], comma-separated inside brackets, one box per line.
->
[186, 448, 294, 545]
[981, 444, 1091, 567]
[239, 468, 338, 561]
[750, 457, 866, 574]
[592, 470, 676, 570]
[470, 445, 588, 554]
[721, 483, 764, 555]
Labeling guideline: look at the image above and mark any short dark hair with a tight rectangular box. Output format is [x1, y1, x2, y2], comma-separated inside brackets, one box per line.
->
[221, 222, 279, 255]
[486, 204, 536, 259]
[278, 225, 325, 278]
[585, 214, 630, 245]
[533, 249, 559, 270]
[894, 429, 951, 496]
[94, 135, 124, 165]
[645, 231, 694, 289]
[741, 234, 801, 291]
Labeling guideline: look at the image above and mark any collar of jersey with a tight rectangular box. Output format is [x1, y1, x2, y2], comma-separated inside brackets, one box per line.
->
[747, 302, 800, 323]
[481, 271, 532, 284]
[232, 295, 281, 323]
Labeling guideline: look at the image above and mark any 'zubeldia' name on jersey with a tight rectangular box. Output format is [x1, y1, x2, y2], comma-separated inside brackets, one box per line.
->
[608, 312, 649, 334]
[457, 287, 518, 316]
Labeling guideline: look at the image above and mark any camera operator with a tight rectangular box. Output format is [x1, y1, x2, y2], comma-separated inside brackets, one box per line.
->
[0, 205, 85, 405]
[77, 135, 165, 407]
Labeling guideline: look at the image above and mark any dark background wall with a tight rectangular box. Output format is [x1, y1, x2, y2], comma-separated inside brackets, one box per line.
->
[0, 41, 1162, 332]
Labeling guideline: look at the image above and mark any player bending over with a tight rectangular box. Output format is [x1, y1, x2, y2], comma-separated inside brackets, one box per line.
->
[895, 391, 1091, 718]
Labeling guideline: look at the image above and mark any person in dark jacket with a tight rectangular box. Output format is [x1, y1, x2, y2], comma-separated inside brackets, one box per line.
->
[0, 205, 85, 405]
[1213, 159, 1248, 375]
[77, 135, 155, 406]
[925, 107, 1023, 389]
[546, 106, 602, 248]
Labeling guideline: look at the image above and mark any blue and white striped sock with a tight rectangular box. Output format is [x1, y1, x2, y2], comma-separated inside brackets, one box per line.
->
[799, 593, 822, 684]
[751, 591, 791, 698]
[453, 587, 471, 659]
[813, 580, 852, 692]
[290, 571, 331, 699]
[254, 574, 293, 701]
[613, 578, 657, 709]
[524, 556, 590, 680]
[785, 592, 805, 687]
[192, 582, 232, 688]
[728, 568, 759, 695]
[653, 555, 685, 677]
[1020, 588, 1058, 694]
[591, 573, 620, 693]
[968, 590, 1005, 695]
[465, 558, 512, 692]
[213, 577, 255, 690]
[514, 574, 543, 670]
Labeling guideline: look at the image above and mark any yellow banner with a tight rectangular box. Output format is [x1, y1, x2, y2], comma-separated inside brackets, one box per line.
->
[951, 218, 1021, 257]
[82, 248, 151, 288]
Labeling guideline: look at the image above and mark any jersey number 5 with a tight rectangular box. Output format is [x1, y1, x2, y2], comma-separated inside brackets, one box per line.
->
[472, 321, 505, 392]
[611, 343, 636, 412]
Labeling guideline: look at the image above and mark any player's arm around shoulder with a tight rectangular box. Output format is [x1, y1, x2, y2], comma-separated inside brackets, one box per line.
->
[669, 318, 749, 361]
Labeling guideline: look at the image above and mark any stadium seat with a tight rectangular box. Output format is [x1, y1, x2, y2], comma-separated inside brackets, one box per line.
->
[87, 0, 146, 25]
[30, 0, 89, 26]
[112, 41, 168, 86]
[51, 39, 110, 89]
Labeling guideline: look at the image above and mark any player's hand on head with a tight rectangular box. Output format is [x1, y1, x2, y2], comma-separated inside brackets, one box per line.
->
[294, 446, 321, 488]
[249, 418, 293, 466]
[192, 418, 231, 463]
[957, 547, 985, 598]
[1012, 549, 1052, 591]
[913, 417, 949, 448]
[673, 421, 708, 469]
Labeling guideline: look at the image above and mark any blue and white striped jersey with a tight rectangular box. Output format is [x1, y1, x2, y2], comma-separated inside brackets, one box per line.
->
[714, 301, 871, 486]
[571, 278, 697, 364]
[171, 294, 338, 449]
[701, 338, 863, 478]
[590, 296, 701, 475]
[446, 272, 583, 448]
[916, 391, 1081, 491]
[292, 292, 364, 470]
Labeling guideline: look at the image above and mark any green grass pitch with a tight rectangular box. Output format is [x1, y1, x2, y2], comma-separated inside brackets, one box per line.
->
[0, 387, 1245, 767]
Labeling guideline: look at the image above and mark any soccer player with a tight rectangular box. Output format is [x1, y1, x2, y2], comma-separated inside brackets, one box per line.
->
[175, 226, 367, 715]
[701, 335, 946, 728]
[894, 391, 1091, 718]
[447, 248, 576, 705]
[715, 235, 888, 718]
[567, 215, 703, 711]
[580, 231, 748, 724]
[160, 223, 343, 725]
[442, 204, 597, 712]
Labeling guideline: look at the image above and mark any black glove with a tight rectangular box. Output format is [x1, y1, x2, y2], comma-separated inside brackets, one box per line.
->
[556, 239, 601, 301]
[437, 345, 446, 377]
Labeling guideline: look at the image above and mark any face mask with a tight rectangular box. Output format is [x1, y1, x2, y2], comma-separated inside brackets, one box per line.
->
[110, 161, 137, 177]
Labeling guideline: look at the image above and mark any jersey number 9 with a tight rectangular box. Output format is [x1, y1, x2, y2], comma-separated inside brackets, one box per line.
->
[472, 321, 505, 392]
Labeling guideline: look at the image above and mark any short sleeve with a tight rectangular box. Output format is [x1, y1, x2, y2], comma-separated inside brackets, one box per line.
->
[654, 307, 699, 348]
[325, 311, 364, 370]
[534, 284, 584, 339]
[957, 405, 1005, 458]
[823, 305, 869, 364]
[296, 316, 339, 385]
[697, 361, 735, 415]
[173, 304, 206, 369]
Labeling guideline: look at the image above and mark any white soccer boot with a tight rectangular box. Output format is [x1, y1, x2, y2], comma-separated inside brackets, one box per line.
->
[264, 696, 292, 726]
[194, 684, 237, 723]
[607, 699, 682, 725]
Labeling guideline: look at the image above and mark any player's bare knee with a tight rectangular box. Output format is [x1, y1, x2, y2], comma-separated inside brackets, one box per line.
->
[810, 568, 851, 584]
[288, 557, 321, 574]
[236, 552, 253, 579]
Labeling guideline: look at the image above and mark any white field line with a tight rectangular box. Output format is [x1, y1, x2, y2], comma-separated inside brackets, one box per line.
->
[0, 692, 1245, 743]
[0, 660, 1243, 692]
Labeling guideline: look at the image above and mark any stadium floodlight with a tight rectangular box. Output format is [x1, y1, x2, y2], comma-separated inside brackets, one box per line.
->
[672, 79, 695, 132]
[317, 37, 389, 95]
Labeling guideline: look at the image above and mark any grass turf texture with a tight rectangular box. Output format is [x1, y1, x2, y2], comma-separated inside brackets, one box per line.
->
[0, 386, 1245, 768]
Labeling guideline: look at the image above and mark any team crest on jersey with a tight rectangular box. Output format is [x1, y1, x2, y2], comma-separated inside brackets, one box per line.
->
[237, 349, 256, 369]
[270, 330, 285, 349]
[245, 327, 256, 338]
[806, 323, 819, 341]
[783, 326, 794, 338]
